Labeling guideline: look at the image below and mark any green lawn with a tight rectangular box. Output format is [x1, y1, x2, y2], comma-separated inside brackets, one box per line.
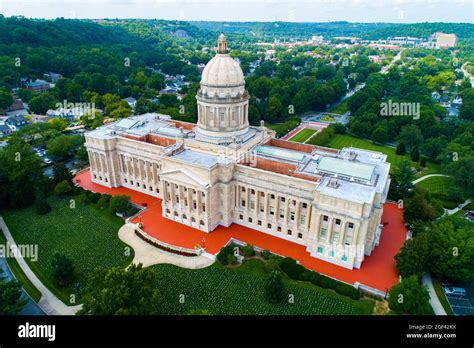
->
[329, 101, 349, 115]
[0, 230, 42, 302]
[289, 128, 316, 143]
[432, 278, 453, 315]
[327, 134, 439, 175]
[152, 260, 375, 315]
[1, 195, 134, 304]
[417, 176, 453, 196]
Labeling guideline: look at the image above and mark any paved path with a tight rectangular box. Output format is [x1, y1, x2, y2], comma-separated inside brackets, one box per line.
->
[0, 217, 82, 315]
[422, 272, 447, 315]
[412, 174, 450, 185]
[445, 198, 472, 216]
[119, 224, 214, 269]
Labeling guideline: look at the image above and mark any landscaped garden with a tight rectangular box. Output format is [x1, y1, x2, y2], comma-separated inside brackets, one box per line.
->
[152, 260, 375, 315]
[1, 195, 134, 304]
[289, 128, 316, 143]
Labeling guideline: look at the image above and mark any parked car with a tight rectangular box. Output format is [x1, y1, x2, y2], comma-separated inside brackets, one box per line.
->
[444, 287, 467, 298]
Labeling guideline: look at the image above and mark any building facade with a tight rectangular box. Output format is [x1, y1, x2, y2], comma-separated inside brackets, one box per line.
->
[85, 35, 391, 270]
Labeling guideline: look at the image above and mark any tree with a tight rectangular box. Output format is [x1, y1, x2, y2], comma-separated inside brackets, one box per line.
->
[51, 253, 75, 287]
[396, 142, 406, 155]
[410, 146, 420, 162]
[0, 269, 26, 315]
[447, 157, 474, 198]
[264, 271, 285, 304]
[403, 187, 440, 224]
[0, 87, 13, 110]
[427, 221, 474, 282]
[0, 139, 44, 208]
[28, 92, 57, 114]
[398, 125, 423, 151]
[109, 195, 132, 214]
[371, 126, 388, 144]
[395, 233, 429, 279]
[46, 135, 83, 158]
[265, 96, 283, 123]
[78, 264, 160, 315]
[388, 275, 432, 315]
[388, 160, 414, 200]
[54, 180, 73, 195]
[35, 190, 52, 215]
[52, 163, 72, 184]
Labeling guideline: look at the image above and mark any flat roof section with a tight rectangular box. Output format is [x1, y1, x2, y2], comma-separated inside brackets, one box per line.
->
[170, 149, 231, 168]
[315, 156, 375, 182]
[254, 145, 307, 163]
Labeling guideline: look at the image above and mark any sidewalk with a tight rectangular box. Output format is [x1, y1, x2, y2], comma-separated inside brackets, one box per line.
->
[0, 217, 82, 315]
[422, 272, 447, 315]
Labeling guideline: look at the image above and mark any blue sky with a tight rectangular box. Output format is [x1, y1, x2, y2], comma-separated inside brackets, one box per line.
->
[0, 0, 472, 22]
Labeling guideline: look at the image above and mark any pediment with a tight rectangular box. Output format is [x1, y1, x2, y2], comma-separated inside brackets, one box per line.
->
[159, 168, 210, 189]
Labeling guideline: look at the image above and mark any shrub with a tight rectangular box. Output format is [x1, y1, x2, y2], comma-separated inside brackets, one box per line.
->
[280, 257, 305, 280]
[241, 244, 255, 257]
[261, 250, 272, 260]
[265, 258, 281, 273]
[54, 180, 73, 195]
[35, 199, 52, 215]
[227, 254, 238, 265]
[51, 253, 75, 287]
[216, 244, 235, 265]
[264, 271, 285, 304]
[87, 191, 101, 204]
[109, 195, 132, 214]
[333, 283, 361, 300]
[96, 194, 112, 209]
[77, 192, 89, 204]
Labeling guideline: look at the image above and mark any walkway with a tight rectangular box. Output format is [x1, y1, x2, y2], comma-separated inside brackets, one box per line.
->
[412, 174, 449, 185]
[422, 272, 447, 315]
[74, 170, 407, 292]
[0, 217, 82, 315]
[119, 224, 214, 269]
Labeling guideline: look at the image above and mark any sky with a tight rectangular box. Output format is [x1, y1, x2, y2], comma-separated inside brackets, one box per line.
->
[0, 0, 472, 23]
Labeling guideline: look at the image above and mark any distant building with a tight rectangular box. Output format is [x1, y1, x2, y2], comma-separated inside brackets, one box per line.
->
[368, 43, 400, 50]
[264, 49, 276, 60]
[43, 72, 63, 83]
[29, 114, 52, 123]
[0, 124, 12, 137]
[124, 97, 137, 110]
[5, 115, 28, 131]
[197, 63, 206, 74]
[311, 35, 324, 45]
[433, 32, 457, 49]
[26, 80, 50, 93]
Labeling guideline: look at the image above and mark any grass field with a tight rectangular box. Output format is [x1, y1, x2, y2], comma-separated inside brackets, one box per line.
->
[1, 195, 134, 304]
[329, 101, 349, 115]
[152, 260, 375, 315]
[289, 128, 316, 143]
[432, 278, 453, 315]
[327, 134, 439, 175]
[416, 176, 453, 196]
[0, 231, 42, 302]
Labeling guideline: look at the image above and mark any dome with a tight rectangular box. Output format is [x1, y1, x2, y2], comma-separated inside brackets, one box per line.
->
[200, 34, 245, 88]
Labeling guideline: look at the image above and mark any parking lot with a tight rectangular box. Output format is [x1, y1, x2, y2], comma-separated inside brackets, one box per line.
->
[446, 296, 474, 315]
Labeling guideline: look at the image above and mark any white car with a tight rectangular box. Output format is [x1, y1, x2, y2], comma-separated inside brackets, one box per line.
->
[444, 287, 467, 298]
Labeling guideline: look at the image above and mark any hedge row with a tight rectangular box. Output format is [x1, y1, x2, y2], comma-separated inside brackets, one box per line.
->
[280, 257, 360, 300]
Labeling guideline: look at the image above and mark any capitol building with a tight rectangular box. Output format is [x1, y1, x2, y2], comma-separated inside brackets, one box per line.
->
[85, 34, 391, 270]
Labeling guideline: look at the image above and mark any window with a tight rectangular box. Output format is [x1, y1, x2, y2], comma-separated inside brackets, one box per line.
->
[241, 200, 246, 207]
[330, 251, 334, 258]
[279, 208, 285, 219]
[250, 201, 255, 210]
[193, 201, 197, 209]
[287, 229, 292, 235]
[348, 222, 354, 229]
[344, 236, 352, 246]
[302, 202, 307, 209]
[251, 189, 255, 194]
[342, 255, 348, 261]
[239, 214, 243, 220]
[332, 232, 339, 243]
[280, 197, 286, 203]
[269, 206, 275, 215]
[174, 211, 178, 217]
[290, 212, 295, 221]
[297, 233, 303, 239]
[124, 178, 127, 183]
[300, 215, 306, 225]
[267, 223, 272, 229]
[317, 247, 323, 254]
[335, 219, 341, 225]
[259, 202, 264, 213]
[260, 192, 265, 197]
[191, 217, 196, 222]
[320, 228, 327, 239]
[131, 180, 134, 185]
[200, 220, 204, 226]
[248, 217, 253, 223]
[258, 220, 262, 226]
[277, 226, 282, 232]
[270, 194, 275, 199]
[182, 214, 187, 220]
[323, 215, 328, 222]
[166, 209, 170, 214]
[241, 187, 246, 192]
